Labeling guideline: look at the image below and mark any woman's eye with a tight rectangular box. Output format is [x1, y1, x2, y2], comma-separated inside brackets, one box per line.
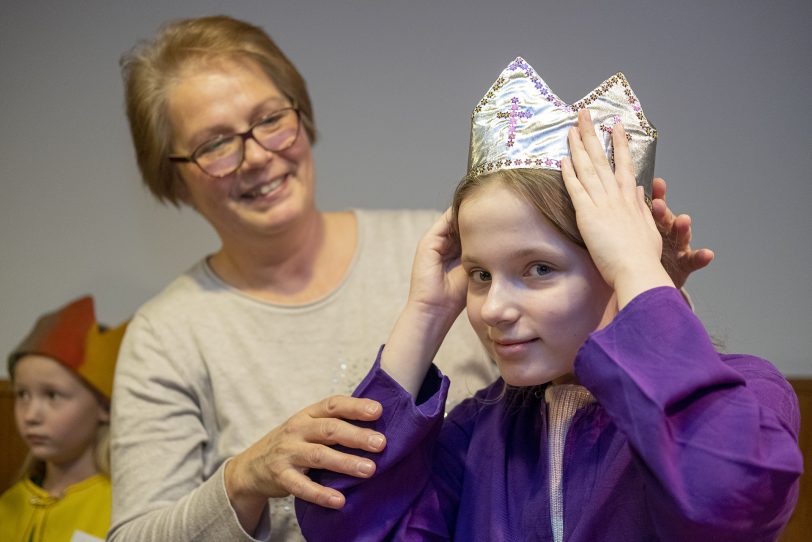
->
[14, 389, 29, 400]
[529, 264, 552, 277]
[258, 113, 283, 128]
[197, 137, 234, 157]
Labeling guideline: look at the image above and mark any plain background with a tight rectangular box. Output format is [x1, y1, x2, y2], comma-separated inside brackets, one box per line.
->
[1, 0, 810, 377]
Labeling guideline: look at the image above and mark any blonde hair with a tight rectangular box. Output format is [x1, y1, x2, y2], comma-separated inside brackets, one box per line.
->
[120, 15, 317, 206]
[451, 168, 678, 279]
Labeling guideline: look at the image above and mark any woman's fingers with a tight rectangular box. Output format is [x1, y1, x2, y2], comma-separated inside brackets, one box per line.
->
[306, 395, 383, 422]
[301, 396, 386, 451]
[280, 469, 346, 509]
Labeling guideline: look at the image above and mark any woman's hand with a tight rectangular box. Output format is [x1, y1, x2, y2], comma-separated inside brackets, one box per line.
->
[561, 109, 674, 309]
[224, 395, 386, 530]
[650, 177, 715, 288]
[381, 210, 467, 397]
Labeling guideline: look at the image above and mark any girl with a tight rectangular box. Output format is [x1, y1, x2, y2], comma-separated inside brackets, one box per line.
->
[0, 296, 127, 542]
[296, 58, 802, 541]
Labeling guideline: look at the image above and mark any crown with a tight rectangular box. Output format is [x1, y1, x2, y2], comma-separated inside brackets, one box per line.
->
[8, 296, 129, 401]
[468, 57, 657, 194]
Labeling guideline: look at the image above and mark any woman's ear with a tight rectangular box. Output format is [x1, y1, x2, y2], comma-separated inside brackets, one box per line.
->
[175, 175, 193, 207]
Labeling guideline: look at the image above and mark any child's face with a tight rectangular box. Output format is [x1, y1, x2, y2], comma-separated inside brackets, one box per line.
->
[459, 181, 615, 386]
[13, 355, 109, 467]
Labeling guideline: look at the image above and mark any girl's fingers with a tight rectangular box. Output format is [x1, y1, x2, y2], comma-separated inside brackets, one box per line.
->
[560, 156, 591, 208]
[576, 109, 613, 175]
[567, 126, 604, 198]
[611, 123, 637, 196]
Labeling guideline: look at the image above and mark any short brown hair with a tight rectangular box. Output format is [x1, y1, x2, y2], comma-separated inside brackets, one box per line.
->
[120, 15, 317, 206]
[451, 168, 678, 281]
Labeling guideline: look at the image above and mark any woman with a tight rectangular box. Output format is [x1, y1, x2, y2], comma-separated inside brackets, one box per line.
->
[110, 18, 711, 541]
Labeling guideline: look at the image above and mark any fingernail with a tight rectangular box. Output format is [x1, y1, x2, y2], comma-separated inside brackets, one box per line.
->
[328, 495, 342, 507]
[368, 435, 384, 449]
[365, 402, 379, 414]
[358, 461, 374, 475]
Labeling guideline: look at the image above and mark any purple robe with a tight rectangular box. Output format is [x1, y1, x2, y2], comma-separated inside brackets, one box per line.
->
[296, 287, 802, 541]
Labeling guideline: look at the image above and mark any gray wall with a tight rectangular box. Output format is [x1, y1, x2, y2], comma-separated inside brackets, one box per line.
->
[2, 1, 810, 377]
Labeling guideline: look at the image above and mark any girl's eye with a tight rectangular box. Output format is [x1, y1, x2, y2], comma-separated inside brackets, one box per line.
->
[470, 270, 492, 283]
[14, 389, 29, 400]
[529, 264, 552, 277]
[46, 390, 62, 401]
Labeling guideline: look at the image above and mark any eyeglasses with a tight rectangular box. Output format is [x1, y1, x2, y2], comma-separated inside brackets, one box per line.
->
[169, 106, 301, 178]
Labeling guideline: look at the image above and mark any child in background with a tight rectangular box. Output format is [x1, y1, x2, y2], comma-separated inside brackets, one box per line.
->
[0, 296, 127, 542]
[296, 58, 802, 541]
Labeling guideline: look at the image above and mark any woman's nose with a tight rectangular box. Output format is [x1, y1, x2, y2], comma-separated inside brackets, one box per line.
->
[241, 136, 274, 171]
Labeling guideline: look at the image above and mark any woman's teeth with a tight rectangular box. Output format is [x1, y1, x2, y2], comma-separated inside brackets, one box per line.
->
[246, 177, 284, 198]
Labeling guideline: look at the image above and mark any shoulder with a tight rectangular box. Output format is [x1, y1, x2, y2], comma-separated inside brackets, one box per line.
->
[0, 479, 32, 509]
[351, 209, 442, 272]
[355, 208, 441, 238]
[133, 259, 216, 321]
[723, 354, 801, 434]
[443, 378, 519, 432]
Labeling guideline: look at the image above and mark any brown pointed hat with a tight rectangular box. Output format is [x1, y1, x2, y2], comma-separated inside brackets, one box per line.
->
[8, 296, 128, 402]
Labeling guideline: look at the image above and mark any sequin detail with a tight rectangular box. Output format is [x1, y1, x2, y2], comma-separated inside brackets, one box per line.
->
[471, 155, 562, 176]
[571, 72, 656, 139]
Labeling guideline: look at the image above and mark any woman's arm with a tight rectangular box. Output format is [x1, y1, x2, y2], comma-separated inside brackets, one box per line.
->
[109, 313, 386, 541]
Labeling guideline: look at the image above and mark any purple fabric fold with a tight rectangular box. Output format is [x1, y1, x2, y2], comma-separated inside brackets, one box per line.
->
[297, 287, 802, 541]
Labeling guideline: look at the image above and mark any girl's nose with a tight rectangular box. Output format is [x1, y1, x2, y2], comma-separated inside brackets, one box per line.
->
[479, 281, 521, 327]
[20, 400, 43, 425]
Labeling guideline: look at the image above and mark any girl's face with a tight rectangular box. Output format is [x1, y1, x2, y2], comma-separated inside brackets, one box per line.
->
[459, 181, 616, 386]
[13, 355, 109, 467]
[166, 57, 316, 244]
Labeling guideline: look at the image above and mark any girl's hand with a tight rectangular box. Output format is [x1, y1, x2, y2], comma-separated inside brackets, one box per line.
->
[224, 396, 386, 529]
[381, 210, 467, 397]
[561, 109, 673, 308]
[651, 177, 715, 288]
[406, 208, 468, 322]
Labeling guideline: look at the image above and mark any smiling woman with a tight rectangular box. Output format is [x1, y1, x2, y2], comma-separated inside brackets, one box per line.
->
[108, 15, 499, 542]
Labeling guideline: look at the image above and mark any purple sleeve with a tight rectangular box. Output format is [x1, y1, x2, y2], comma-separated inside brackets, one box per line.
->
[296, 348, 456, 541]
[576, 286, 803, 540]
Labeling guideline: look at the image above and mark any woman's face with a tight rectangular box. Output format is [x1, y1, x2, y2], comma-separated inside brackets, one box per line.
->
[459, 181, 616, 386]
[13, 355, 108, 467]
[166, 58, 316, 243]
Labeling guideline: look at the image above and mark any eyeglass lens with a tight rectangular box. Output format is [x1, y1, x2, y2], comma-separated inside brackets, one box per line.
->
[195, 109, 298, 177]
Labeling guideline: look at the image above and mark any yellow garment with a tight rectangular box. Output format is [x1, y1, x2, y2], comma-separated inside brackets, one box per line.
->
[0, 474, 111, 542]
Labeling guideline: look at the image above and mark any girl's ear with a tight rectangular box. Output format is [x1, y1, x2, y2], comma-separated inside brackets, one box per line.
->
[98, 404, 111, 424]
[596, 291, 619, 332]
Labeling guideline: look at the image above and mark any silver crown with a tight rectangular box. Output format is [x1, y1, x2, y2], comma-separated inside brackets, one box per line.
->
[468, 57, 657, 194]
